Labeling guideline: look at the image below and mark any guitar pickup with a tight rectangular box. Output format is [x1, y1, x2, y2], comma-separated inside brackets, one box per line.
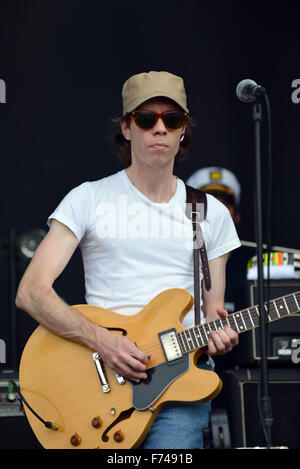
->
[159, 328, 183, 363]
[92, 353, 110, 393]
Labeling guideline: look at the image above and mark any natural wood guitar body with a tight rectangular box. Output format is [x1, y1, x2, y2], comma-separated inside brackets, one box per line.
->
[19, 288, 222, 449]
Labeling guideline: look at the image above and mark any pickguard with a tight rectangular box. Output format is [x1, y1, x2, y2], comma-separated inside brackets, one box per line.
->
[131, 354, 190, 410]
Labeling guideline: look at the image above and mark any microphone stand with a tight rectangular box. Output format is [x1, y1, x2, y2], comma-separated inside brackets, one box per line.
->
[252, 101, 274, 447]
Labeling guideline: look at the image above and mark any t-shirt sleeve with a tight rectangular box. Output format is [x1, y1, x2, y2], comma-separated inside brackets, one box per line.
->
[205, 194, 241, 261]
[47, 182, 93, 242]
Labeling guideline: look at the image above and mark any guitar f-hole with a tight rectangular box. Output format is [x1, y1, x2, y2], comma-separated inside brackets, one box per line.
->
[105, 327, 127, 336]
[102, 407, 135, 443]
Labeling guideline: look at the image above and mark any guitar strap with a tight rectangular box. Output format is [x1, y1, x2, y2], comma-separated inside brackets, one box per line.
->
[185, 184, 211, 325]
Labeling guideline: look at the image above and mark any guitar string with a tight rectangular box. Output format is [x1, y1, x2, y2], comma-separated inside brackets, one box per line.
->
[127, 294, 300, 354]
[137, 298, 299, 354]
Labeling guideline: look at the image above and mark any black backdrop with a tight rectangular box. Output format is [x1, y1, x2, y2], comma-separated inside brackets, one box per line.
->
[1, 0, 300, 369]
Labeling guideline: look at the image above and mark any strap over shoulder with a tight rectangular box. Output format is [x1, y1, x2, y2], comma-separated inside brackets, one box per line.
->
[185, 184, 207, 220]
[185, 184, 211, 325]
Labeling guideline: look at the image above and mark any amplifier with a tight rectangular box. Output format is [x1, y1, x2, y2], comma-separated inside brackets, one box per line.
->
[0, 371, 37, 448]
[0, 372, 23, 417]
[235, 280, 300, 367]
[222, 368, 300, 449]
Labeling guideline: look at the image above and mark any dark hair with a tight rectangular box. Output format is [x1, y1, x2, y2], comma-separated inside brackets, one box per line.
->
[112, 114, 194, 168]
[206, 190, 238, 209]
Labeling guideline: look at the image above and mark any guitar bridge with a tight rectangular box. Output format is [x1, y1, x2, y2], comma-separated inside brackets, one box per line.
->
[159, 328, 183, 363]
[92, 353, 110, 393]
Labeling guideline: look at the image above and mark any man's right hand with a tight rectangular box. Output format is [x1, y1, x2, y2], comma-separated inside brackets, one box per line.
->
[95, 327, 151, 383]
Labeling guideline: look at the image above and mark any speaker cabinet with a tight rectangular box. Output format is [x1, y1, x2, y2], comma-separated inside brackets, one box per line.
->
[0, 416, 38, 449]
[235, 280, 300, 367]
[222, 368, 300, 448]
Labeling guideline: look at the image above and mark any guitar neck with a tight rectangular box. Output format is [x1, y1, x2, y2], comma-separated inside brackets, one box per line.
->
[177, 291, 300, 354]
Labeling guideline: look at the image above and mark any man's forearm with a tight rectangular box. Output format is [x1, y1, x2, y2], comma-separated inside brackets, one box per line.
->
[15, 282, 150, 381]
[15, 283, 105, 351]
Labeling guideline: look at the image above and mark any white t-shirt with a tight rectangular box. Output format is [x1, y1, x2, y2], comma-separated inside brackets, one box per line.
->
[48, 169, 241, 327]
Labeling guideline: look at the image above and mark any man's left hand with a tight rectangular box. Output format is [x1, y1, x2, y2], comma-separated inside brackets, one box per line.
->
[207, 308, 239, 356]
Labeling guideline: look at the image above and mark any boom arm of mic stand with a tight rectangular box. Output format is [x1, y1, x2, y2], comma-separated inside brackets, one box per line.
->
[241, 240, 300, 256]
[252, 101, 274, 446]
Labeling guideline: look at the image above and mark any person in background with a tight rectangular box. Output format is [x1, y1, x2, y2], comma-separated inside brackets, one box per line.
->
[186, 167, 244, 314]
[186, 167, 248, 415]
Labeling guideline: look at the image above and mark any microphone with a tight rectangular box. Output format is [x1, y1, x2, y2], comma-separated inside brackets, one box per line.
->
[236, 79, 266, 103]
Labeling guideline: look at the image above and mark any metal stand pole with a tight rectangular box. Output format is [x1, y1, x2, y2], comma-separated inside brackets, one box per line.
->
[253, 102, 273, 446]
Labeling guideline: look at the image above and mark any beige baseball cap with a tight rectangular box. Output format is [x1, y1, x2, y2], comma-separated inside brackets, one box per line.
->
[122, 71, 189, 115]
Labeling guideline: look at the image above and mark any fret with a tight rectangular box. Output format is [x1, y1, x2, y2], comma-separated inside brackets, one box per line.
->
[247, 309, 255, 328]
[272, 300, 280, 318]
[188, 328, 198, 349]
[294, 293, 300, 310]
[200, 324, 209, 343]
[268, 300, 279, 321]
[177, 332, 185, 353]
[249, 306, 260, 327]
[240, 312, 247, 330]
[179, 330, 189, 352]
[285, 294, 298, 314]
[234, 312, 246, 332]
[177, 332, 186, 353]
[209, 321, 217, 332]
[214, 319, 223, 331]
[198, 325, 207, 346]
[221, 316, 230, 328]
[230, 314, 239, 332]
[218, 317, 226, 331]
[204, 323, 212, 341]
[242, 310, 252, 330]
[227, 315, 238, 333]
[189, 327, 200, 348]
[194, 326, 205, 347]
[264, 304, 272, 322]
[275, 298, 288, 318]
[183, 329, 194, 351]
[295, 292, 300, 311]
[285, 294, 299, 314]
[283, 296, 290, 315]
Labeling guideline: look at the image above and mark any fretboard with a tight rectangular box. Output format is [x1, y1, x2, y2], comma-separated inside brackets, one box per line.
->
[177, 290, 300, 354]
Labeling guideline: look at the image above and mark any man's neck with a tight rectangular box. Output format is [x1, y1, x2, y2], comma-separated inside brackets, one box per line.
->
[125, 165, 177, 203]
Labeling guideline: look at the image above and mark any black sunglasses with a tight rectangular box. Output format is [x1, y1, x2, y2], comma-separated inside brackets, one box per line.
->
[130, 111, 187, 131]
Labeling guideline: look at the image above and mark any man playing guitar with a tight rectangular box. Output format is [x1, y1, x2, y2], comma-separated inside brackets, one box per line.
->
[16, 71, 240, 448]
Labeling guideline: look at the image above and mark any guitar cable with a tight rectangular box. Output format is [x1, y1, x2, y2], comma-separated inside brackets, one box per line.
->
[11, 380, 59, 431]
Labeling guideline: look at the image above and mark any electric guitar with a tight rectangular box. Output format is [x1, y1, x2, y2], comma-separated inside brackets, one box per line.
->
[19, 288, 300, 449]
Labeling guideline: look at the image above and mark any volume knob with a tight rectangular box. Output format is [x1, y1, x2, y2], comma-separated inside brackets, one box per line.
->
[92, 416, 103, 428]
[70, 433, 81, 446]
[113, 430, 124, 443]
